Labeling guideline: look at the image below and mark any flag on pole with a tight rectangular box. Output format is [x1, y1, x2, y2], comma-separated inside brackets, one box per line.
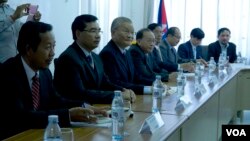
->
[157, 0, 168, 39]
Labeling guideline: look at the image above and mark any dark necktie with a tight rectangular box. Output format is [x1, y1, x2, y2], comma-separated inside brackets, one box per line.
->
[86, 55, 94, 68]
[171, 47, 177, 63]
[32, 73, 40, 110]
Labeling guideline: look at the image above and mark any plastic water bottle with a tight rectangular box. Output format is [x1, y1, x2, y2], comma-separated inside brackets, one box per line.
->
[195, 62, 201, 85]
[209, 57, 216, 71]
[218, 59, 225, 79]
[177, 73, 184, 97]
[112, 90, 124, 141]
[237, 51, 242, 63]
[44, 115, 62, 141]
[152, 75, 165, 113]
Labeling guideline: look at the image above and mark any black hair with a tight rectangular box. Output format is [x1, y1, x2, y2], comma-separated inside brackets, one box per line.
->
[166, 27, 178, 36]
[190, 28, 205, 39]
[136, 28, 151, 40]
[71, 14, 98, 40]
[17, 21, 52, 55]
[147, 23, 161, 31]
[217, 27, 231, 36]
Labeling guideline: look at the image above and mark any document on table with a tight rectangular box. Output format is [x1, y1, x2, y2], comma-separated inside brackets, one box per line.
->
[71, 115, 112, 128]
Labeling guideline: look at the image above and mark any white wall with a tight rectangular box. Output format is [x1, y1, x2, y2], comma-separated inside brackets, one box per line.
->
[8, 0, 146, 73]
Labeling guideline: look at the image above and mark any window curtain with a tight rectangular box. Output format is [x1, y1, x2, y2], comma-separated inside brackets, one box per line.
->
[152, 0, 250, 62]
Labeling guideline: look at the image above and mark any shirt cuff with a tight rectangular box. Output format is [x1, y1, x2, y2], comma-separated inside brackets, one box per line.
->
[143, 86, 152, 94]
[83, 103, 91, 108]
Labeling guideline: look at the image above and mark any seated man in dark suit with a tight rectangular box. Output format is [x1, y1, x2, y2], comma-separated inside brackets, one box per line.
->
[0, 21, 107, 140]
[159, 27, 195, 72]
[129, 28, 174, 83]
[207, 27, 237, 63]
[177, 28, 207, 66]
[53, 14, 136, 104]
[148, 23, 179, 72]
[99, 17, 152, 95]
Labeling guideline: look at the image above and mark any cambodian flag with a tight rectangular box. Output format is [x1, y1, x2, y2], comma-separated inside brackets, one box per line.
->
[157, 0, 168, 39]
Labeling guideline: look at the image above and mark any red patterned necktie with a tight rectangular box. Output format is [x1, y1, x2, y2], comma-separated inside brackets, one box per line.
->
[32, 73, 40, 110]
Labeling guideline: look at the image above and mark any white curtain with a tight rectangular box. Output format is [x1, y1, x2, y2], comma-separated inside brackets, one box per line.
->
[152, 0, 250, 61]
[7, 0, 250, 73]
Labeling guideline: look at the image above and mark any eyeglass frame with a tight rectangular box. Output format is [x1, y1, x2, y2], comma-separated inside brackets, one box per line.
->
[82, 28, 103, 34]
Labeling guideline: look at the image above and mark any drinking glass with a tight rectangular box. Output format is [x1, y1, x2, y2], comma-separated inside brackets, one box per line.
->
[61, 128, 74, 141]
[123, 100, 133, 137]
[123, 100, 132, 119]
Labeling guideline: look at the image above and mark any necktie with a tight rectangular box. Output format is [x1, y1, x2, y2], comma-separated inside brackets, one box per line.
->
[32, 73, 40, 110]
[156, 47, 163, 61]
[171, 47, 177, 63]
[86, 55, 94, 69]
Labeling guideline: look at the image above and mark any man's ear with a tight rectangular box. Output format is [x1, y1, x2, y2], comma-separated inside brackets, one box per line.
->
[26, 45, 33, 56]
[76, 30, 81, 39]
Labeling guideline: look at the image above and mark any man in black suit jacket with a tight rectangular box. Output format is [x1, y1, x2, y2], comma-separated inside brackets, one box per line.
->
[177, 28, 207, 66]
[148, 23, 178, 72]
[100, 17, 152, 95]
[208, 27, 237, 63]
[0, 21, 107, 140]
[129, 28, 172, 83]
[53, 15, 135, 104]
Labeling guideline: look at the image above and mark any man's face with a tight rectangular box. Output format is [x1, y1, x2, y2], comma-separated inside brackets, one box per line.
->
[76, 22, 101, 51]
[152, 26, 162, 45]
[168, 29, 181, 47]
[28, 31, 55, 70]
[112, 22, 134, 48]
[218, 30, 230, 45]
[0, 0, 8, 4]
[191, 36, 202, 46]
[137, 31, 155, 53]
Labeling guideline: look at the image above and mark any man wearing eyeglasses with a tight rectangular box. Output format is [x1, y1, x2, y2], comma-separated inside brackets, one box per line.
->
[159, 27, 195, 72]
[129, 28, 170, 83]
[148, 23, 179, 73]
[53, 14, 136, 104]
[100, 17, 153, 95]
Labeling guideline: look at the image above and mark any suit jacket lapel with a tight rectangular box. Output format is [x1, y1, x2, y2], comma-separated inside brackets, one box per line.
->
[15, 56, 34, 109]
[91, 54, 101, 84]
[111, 41, 132, 81]
[187, 41, 194, 59]
[72, 43, 98, 83]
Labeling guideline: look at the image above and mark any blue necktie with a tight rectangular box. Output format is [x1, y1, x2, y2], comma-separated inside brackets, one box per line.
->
[86, 55, 94, 68]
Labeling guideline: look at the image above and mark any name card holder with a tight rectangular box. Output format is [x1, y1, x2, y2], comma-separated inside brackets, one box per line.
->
[194, 84, 207, 99]
[175, 95, 192, 113]
[139, 111, 164, 134]
[226, 65, 233, 74]
[208, 75, 218, 87]
[218, 71, 226, 81]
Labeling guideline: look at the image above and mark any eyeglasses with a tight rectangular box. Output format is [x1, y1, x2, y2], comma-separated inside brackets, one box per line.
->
[120, 30, 136, 36]
[82, 29, 103, 34]
[173, 35, 181, 39]
[142, 39, 155, 44]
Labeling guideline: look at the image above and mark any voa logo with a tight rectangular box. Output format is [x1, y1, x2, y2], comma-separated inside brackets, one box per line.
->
[226, 129, 246, 136]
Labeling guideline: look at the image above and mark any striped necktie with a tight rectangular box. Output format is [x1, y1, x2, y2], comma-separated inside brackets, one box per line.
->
[32, 73, 40, 110]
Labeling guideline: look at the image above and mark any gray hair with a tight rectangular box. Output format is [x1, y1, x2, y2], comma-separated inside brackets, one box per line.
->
[111, 17, 132, 32]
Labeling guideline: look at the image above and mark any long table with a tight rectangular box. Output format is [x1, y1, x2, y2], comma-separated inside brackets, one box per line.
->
[3, 64, 250, 141]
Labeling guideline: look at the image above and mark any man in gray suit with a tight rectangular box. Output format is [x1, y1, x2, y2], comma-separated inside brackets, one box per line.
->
[159, 27, 194, 72]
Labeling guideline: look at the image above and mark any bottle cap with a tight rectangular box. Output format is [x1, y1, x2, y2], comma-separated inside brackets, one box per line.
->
[114, 90, 122, 97]
[48, 115, 59, 123]
[156, 75, 161, 79]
